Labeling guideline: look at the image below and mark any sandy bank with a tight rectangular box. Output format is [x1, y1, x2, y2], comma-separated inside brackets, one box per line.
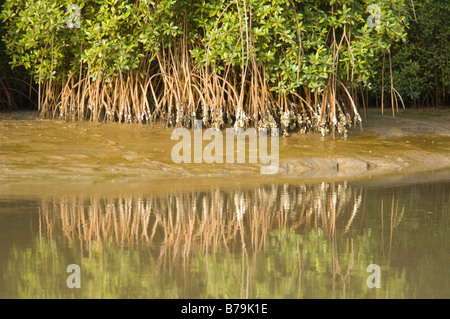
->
[0, 108, 449, 193]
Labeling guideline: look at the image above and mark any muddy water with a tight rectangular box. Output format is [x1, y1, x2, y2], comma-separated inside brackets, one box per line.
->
[0, 109, 449, 298]
[0, 178, 449, 298]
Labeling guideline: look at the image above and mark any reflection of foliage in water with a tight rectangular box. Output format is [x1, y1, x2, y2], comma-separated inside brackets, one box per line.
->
[1, 181, 449, 298]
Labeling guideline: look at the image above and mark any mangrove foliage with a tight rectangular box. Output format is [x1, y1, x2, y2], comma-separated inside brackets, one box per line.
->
[1, 0, 448, 136]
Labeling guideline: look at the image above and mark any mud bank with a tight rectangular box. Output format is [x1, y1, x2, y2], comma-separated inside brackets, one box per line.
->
[0, 108, 449, 192]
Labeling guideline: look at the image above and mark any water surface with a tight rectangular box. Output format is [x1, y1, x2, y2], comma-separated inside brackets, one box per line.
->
[0, 176, 448, 299]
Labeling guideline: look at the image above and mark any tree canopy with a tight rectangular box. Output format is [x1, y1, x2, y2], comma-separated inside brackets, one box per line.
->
[0, 0, 448, 136]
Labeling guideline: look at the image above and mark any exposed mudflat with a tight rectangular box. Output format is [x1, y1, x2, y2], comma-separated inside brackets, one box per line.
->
[0, 107, 449, 195]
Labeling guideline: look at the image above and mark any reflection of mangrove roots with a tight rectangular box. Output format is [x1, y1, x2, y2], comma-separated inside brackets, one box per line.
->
[40, 183, 364, 260]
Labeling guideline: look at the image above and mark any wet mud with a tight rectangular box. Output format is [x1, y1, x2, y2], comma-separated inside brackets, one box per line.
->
[0, 108, 449, 195]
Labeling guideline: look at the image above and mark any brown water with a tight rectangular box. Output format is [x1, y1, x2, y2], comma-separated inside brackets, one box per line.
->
[0, 176, 449, 298]
[0, 109, 449, 299]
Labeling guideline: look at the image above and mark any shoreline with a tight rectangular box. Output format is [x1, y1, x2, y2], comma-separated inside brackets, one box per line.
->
[0, 108, 449, 195]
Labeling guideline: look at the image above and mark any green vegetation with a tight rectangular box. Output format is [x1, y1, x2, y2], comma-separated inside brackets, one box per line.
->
[0, 0, 448, 135]
[369, 0, 450, 112]
[0, 0, 35, 110]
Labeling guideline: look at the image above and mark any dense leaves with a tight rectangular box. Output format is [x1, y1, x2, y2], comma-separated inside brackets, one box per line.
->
[0, 0, 446, 134]
[370, 0, 450, 107]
